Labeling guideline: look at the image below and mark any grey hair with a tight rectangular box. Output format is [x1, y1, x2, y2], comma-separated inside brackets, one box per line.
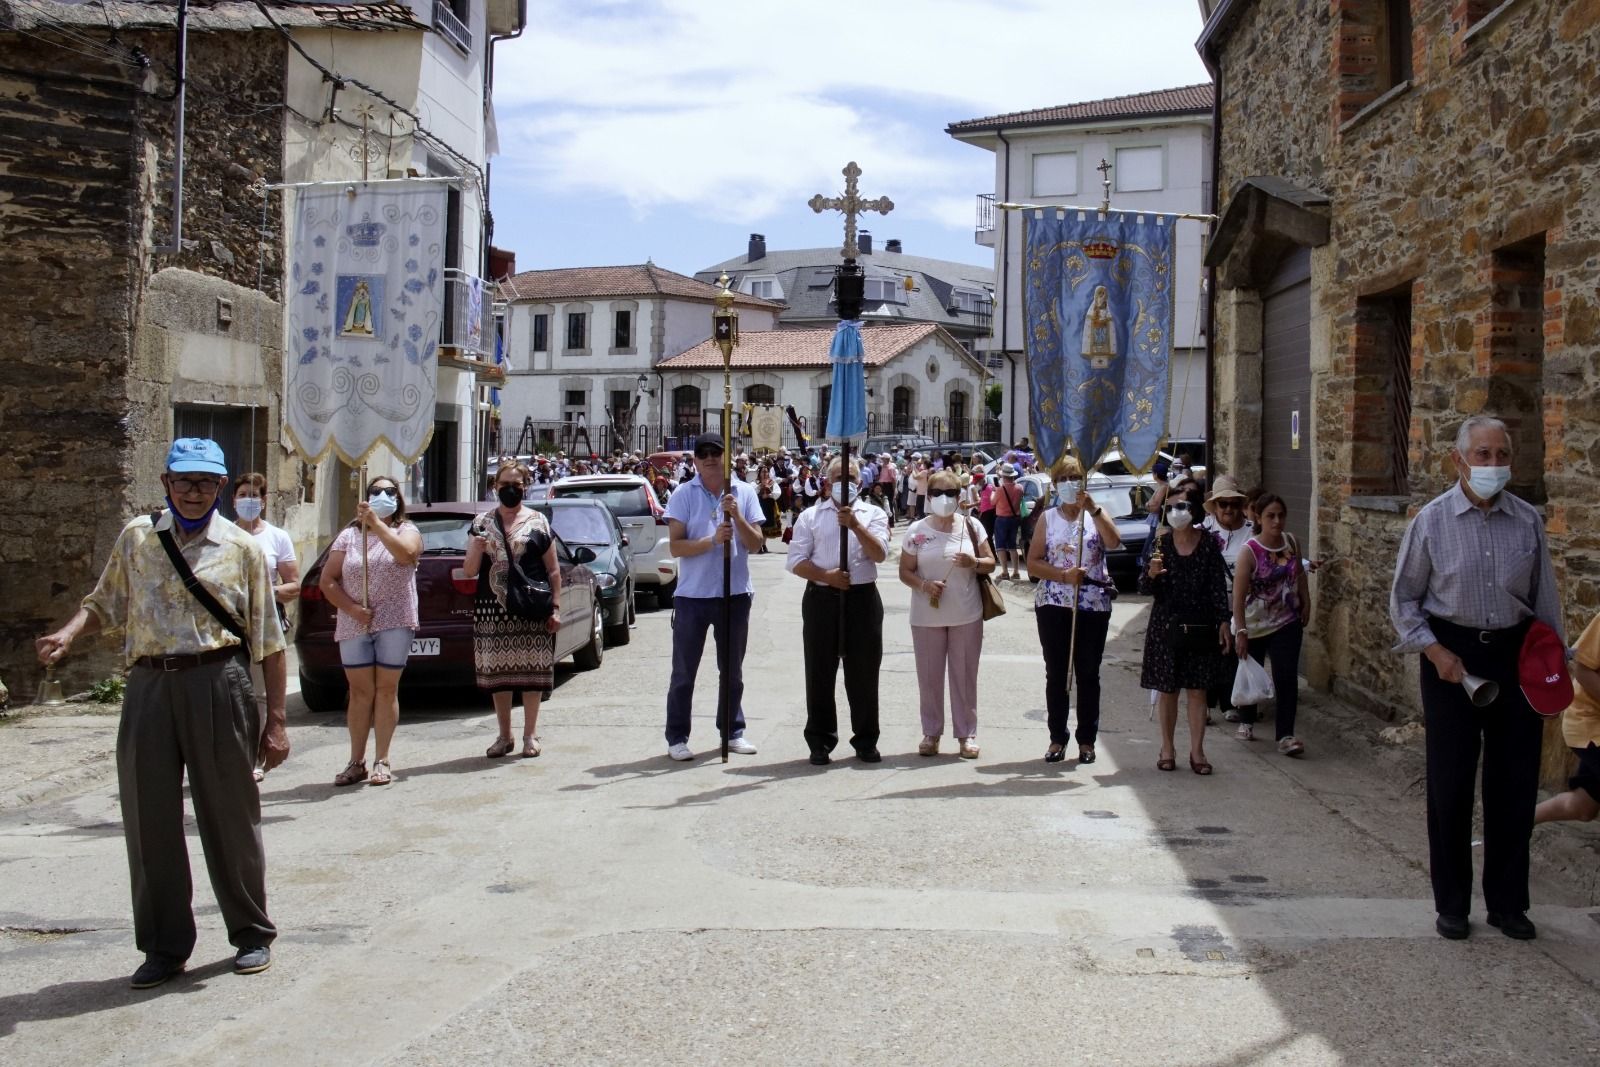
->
[1454, 415, 1511, 455]
[826, 456, 861, 479]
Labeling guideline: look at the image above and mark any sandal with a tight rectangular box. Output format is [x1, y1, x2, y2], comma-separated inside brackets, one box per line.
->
[958, 737, 980, 759]
[485, 736, 515, 759]
[1190, 756, 1213, 776]
[333, 760, 367, 787]
[1157, 752, 1177, 772]
[369, 759, 393, 786]
[918, 735, 940, 757]
[1078, 745, 1096, 765]
[521, 735, 542, 759]
[1045, 744, 1067, 763]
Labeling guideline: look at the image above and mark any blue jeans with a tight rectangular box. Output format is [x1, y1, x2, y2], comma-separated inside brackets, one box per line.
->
[665, 594, 750, 746]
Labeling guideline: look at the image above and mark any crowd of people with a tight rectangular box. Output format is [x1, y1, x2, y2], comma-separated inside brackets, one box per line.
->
[28, 413, 1600, 987]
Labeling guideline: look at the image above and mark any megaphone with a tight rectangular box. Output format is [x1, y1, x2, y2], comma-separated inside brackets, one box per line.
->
[1461, 673, 1499, 708]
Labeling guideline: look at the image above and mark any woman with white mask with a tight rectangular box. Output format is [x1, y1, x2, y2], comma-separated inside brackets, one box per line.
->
[1026, 457, 1121, 763]
[1139, 484, 1232, 775]
[231, 473, 299, 782]
[900, 469, 996, 757]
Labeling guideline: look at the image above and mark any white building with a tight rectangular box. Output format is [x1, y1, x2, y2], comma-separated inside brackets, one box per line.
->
[656, 324, 990, 451]
[498, 264, 784, 454]
[947, 84, 1214, 455]
[281, 0, 522, 513]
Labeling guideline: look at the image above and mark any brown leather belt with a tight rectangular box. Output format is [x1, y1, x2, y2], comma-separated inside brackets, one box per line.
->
[132, 646, 244, 672]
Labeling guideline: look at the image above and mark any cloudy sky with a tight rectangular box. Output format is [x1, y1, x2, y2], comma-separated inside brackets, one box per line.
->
[490, 0, 1212, 278]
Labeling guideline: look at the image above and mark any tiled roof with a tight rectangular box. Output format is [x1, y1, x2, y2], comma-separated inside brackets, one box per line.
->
[0, 1, 421, 33]
[947, 83, 1214, 134]
[658, 324, 946, 370]
[498, 263, 785, 310]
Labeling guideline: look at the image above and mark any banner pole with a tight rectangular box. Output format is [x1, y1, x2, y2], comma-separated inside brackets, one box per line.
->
[359, 462, 371, 631]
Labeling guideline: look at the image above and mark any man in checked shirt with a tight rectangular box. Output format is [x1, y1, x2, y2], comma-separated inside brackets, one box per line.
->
[1390, 415, 1564, 942]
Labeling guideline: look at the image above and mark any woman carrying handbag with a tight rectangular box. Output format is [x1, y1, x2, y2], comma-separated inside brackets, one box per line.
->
[465, 460, 563, 759]
[899, 469, 996, 758]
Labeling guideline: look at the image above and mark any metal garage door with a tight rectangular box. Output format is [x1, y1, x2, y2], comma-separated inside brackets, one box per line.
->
[1260, 248, 1313, 545]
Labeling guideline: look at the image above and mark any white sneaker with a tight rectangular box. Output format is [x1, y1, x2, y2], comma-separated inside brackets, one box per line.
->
[1278, 736, 1306, 758]
[1236, 724, 1253, 741]
[727, 736, 758, 755]
[1223, 709, 1241, 722]
[667, 742, 694, 761]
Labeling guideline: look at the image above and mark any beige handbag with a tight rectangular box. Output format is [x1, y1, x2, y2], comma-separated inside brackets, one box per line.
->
[964, 517, 1007, 621]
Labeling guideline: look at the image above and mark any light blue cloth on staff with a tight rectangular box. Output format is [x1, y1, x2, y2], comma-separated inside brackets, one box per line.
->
[826, 319, 868, 442]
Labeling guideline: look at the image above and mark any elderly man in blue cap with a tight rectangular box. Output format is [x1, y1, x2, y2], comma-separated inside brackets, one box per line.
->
[36, 438, 289, 988]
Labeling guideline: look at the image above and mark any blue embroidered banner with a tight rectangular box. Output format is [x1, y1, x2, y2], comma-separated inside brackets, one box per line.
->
[284, 184, 448, 466]
[1022, 210, 1175, 473]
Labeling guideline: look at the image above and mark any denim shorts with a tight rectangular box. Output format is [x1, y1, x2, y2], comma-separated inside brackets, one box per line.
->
[993, 514, 1019, 550]
[339, 627, 414, 670]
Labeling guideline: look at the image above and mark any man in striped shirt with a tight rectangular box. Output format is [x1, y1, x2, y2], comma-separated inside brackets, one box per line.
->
[1390, 415, 1564, 942]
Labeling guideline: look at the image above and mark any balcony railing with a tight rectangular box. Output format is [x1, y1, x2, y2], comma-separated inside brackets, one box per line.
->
[976, 192, 996, 233]
[441, 267, 492, 360]
[432, 0, 471, 53]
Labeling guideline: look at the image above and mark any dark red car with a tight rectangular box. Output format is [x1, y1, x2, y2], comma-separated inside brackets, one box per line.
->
[295, 502, 602, 712]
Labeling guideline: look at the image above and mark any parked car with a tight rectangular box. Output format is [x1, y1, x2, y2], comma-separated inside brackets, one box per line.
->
[1090, 482, 1155, 591]
[550, 474, 678, 605]
[531, 498, 633, 646]
[294, 503, 602, 713]
[862, 433, 936, 458]
[937, 440, 1007, 466]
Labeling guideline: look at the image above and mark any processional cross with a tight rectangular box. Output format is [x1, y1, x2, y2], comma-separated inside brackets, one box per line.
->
[808, 161, 894, 259]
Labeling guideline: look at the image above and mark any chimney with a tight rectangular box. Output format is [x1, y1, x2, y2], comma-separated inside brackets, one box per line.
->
[885, 238, 902, 254]
[858, 230, 872, 255]
[747, 233, 766, 263]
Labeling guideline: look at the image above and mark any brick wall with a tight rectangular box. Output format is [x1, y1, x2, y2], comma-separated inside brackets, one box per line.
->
[1212, 0, 1600, 723]
[0, 27, 286, 696]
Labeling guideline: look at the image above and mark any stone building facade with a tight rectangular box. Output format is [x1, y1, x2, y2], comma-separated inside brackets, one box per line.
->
[1199, 0, 1600, 735]
[0, 11, 288, 694]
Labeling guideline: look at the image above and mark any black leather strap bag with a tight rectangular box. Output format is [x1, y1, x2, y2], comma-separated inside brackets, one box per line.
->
[495, 511, 554, 622]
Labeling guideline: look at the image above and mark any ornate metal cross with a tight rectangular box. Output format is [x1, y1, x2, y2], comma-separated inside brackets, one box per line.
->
[1096, 157, 1112, 213]
[808, 161, 894, 260]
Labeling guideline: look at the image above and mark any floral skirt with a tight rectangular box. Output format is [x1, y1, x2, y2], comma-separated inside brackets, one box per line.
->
[473, 591, 555, 695]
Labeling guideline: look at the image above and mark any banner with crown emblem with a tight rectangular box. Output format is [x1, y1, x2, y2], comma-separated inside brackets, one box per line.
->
[1022, 209, 1175, 473]
[284, 184, 448, 466]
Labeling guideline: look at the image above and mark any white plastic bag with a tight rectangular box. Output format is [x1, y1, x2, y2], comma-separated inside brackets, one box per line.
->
[1232, 654, 1276, 706]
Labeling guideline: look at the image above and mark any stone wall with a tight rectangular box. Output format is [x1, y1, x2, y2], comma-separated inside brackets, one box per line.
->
[1210, 0, 1600, 729]
[0, 26, 286, 696]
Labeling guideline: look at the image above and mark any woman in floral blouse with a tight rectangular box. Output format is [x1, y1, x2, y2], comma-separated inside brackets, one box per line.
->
[1027, 457, 1121, 764]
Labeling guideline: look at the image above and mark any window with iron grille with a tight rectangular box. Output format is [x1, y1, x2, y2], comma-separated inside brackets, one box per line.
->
[1352, 289, 1413, 496]
[614, 309, 631, 349]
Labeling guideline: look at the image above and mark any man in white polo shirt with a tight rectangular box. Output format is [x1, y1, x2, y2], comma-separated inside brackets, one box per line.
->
[662, 432, 766, 761]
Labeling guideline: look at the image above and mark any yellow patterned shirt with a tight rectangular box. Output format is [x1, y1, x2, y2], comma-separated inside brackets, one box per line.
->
[83, 509, 286, 665]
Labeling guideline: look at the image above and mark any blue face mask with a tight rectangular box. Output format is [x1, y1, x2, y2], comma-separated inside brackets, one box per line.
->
[234, 497, 263, 521]
[166, 494, 218, 533]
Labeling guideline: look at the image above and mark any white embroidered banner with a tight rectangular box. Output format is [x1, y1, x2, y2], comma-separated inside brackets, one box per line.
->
[284, 184, 448, 466]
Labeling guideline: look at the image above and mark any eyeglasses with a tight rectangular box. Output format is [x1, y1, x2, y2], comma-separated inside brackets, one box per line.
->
[170, 476, 221, 494]
[694, 448, 724, 460]
[368, 487, 398, 499]
[929, 488, 960, 498]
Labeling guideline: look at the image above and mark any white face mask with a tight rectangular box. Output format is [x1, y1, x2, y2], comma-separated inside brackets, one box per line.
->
[1166, 506, 1194, 529]
[234, 497, 263, 521]
[367, 494, 398, 519]
[1055, 480, 1081, 503]
[1466, 464, 1511, 500]
[1167, 468, 1185, 485]
[830, 481, 859, 505]
[928, 494, 958, 517]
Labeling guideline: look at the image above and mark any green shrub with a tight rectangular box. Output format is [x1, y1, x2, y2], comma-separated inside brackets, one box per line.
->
[89, 676, 126, 704]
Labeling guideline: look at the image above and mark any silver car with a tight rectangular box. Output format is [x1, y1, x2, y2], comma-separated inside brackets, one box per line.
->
[550, 474, 679, 606]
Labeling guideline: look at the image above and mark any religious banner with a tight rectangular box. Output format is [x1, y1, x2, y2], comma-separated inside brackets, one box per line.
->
[1022, 209, 1175, 472]
[284, 183, 448, 465]
[825, 319, 869, 442]
[750, 404, 783, 452]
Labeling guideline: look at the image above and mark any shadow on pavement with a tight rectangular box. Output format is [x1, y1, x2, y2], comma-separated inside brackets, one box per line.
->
[0, 957, 235, 1038]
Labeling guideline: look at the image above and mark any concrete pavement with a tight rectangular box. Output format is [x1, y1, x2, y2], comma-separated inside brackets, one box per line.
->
[2, 550, 1598, 1066]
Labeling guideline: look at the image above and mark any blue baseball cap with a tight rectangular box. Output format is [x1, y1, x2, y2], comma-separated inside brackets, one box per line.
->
[165, 438, 227, 475]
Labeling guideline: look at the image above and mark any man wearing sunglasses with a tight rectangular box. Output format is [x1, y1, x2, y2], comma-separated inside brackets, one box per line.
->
[786, 456, 890, 765]
[661, 432, 766, 761]
[35, 438, 287, 988]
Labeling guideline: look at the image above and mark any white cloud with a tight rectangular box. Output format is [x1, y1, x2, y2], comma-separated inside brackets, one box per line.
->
[492, 0, 1211, 235]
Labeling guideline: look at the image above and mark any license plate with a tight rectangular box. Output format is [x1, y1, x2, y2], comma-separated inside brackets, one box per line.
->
[410, 638, 440, 656]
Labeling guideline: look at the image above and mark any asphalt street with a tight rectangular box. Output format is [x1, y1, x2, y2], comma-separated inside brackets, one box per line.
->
[2, 549, 1599, 1066]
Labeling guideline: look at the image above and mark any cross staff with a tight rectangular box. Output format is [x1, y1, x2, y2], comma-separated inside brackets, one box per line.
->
[809, 161, 894, 260]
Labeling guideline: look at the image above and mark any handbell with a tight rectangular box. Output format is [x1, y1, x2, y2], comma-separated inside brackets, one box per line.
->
[1461, 673, 1499, 708]
[37, 665, 67, 707]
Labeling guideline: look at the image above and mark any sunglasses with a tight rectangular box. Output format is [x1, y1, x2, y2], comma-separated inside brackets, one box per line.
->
[1166, 503, 1192, 514]
[170, 476, 221, 494]
[368, 487, 398, 499]
[1214, 500, 1243, 510]
[694, 448, 724, 460]
[929, 487, 960, 498]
